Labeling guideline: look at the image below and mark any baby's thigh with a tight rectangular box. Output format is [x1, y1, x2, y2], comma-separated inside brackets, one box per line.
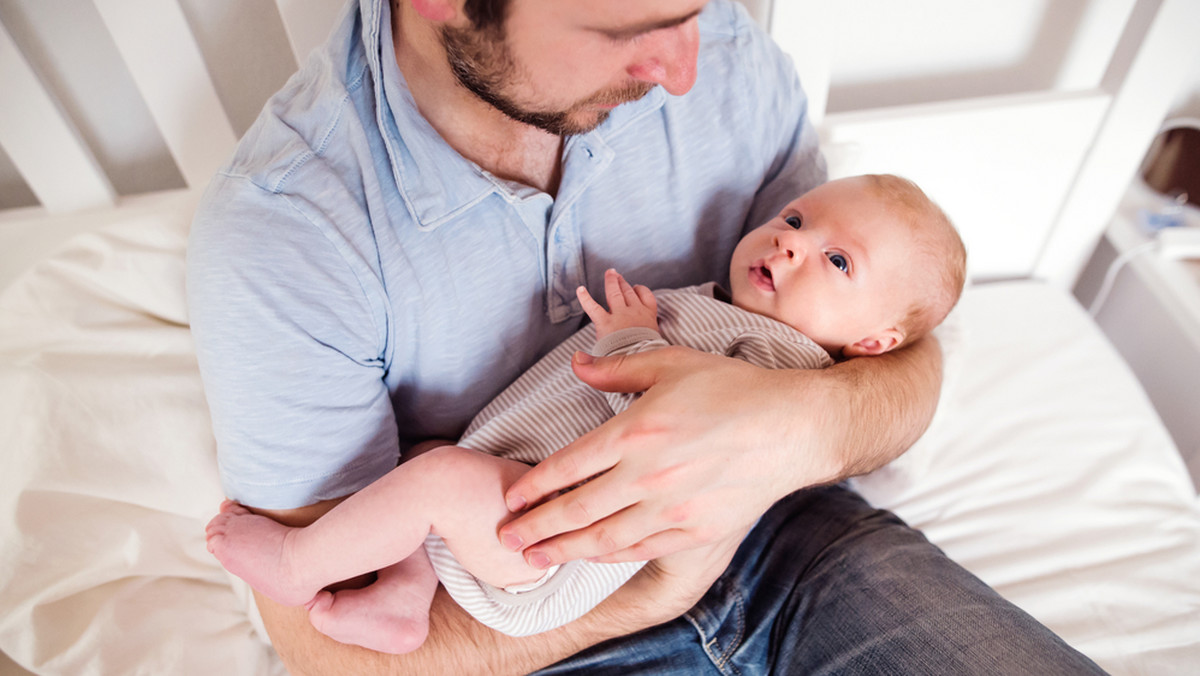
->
[414, 446, 542, 587]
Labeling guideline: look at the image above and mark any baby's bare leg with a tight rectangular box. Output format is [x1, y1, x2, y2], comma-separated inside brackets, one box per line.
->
[415, 446, 550, 589]
[205, 446, 545, 628]
[205, 457, 441, 607]
[298, 447, 549, 653]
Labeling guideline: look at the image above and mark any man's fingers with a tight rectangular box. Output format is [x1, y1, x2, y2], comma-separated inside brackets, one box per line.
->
[501, 445, 634, 553]
[502, 424, 618, 513]
[587, 529, 697, 564]
[573, 345, 700, 394]
[512, 499, 665, 568]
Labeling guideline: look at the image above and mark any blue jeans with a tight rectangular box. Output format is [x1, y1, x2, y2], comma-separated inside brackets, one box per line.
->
[534, 485, 1105, 675]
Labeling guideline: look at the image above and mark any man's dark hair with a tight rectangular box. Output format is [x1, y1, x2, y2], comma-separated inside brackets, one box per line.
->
[463, 0, 508, 32]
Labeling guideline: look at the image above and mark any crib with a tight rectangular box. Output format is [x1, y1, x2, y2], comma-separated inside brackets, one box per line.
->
[1, 1, 1198, 674]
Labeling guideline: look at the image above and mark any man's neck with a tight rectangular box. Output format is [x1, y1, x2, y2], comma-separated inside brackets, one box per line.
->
[392, 2, 564, 196]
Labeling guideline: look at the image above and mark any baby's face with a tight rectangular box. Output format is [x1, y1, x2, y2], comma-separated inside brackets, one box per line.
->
[728, 176, 916, 356]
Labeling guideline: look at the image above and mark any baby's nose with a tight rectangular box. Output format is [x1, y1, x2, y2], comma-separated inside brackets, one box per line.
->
[776, 231, 807, 262]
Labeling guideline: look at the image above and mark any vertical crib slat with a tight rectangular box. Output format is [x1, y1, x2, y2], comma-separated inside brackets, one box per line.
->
[275, 0, 344, 67]
[91, 0, 237, 190]
[1036, 0, 1200, 286]
[0, 21, 115, 213]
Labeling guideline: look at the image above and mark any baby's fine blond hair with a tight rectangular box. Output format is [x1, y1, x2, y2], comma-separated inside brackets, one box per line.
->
[864, 174, 967, 343]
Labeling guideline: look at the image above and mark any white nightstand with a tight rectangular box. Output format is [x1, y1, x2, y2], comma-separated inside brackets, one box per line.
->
[1076, 178, 1200, 489]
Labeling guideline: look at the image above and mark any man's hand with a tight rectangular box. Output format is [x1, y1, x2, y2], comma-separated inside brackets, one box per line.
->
[499, 347, 833, 566]
[499, 337, 942, 568]
[596, 525, 748, 625]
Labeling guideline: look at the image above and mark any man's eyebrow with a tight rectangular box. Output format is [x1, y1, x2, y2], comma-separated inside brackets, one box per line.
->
[597, 8, 703, 39]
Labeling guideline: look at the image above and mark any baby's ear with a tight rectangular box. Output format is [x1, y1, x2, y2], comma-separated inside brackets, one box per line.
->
[843, 328, 904, 358]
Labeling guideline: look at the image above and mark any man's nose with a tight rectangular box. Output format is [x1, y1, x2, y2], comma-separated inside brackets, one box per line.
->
[626, 19, 700, 96]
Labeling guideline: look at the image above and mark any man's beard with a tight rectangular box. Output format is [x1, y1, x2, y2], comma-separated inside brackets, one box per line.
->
[441, 24, 654, 137]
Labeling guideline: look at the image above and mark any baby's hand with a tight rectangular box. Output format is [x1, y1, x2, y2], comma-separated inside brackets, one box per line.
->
[577, 269, 659, 341]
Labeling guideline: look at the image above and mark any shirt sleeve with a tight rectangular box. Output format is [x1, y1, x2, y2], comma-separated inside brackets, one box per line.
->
[187, 173, 400, 509]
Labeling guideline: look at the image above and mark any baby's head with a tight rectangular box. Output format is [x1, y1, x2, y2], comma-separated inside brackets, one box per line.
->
[729, 174, 966, 358]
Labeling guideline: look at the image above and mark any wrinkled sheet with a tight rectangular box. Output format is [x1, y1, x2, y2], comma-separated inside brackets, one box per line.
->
[0, 191, 1197, 674]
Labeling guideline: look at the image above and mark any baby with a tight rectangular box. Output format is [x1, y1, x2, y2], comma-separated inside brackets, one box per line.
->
[205, 173, 967, 653]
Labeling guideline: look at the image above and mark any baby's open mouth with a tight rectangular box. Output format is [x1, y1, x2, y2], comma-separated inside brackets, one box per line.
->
[750, 263, 775, 292]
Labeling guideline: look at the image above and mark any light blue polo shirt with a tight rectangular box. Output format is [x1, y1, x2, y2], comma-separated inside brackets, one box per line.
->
[187, 0, 825, 509]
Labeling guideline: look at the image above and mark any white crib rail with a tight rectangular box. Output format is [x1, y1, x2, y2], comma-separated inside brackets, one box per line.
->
[0, 0, 344, 218]
[1035, 0, 1200, 286]
[91, 0, 237, 192]
[0, 19, 114, 213]
[274, 0, 345, 67]
[0, 0, 1197, 289]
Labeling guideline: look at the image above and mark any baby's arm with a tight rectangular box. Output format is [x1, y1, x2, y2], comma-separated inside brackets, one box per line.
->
[576, 269, 658, 341]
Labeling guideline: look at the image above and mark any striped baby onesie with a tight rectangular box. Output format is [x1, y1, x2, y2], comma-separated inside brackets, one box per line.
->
[424, 282, 833, 636]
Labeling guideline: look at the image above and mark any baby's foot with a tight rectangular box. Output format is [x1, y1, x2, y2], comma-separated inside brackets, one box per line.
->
[307, 550, 438, 654]
[205, 500, 317, 606]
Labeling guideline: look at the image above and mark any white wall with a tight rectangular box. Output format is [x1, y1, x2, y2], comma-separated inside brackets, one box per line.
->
[824, 0, 1134, 111]
[1166, 55, 1200, 123]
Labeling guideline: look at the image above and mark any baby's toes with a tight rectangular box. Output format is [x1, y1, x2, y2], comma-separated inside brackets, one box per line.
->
[218, 500, 251, 516]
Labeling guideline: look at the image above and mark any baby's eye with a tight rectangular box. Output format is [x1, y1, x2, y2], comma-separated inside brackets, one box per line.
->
[785, 215, 802, 229]
[826, 252, 849, 273]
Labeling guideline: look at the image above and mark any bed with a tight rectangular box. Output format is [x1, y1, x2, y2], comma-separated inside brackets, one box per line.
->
[2, 1, 1199, 674]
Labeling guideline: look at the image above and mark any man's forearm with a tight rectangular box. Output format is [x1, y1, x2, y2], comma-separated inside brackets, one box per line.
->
[816, 334, 943, 480]
[261, 577, 675, 676]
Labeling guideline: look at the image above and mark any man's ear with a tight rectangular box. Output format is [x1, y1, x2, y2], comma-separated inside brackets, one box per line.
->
[842, 328, 904, 358]
[411, 0, 457, 23]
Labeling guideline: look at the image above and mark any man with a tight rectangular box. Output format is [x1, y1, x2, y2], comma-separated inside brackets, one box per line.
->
[188, 0, 1103, 672]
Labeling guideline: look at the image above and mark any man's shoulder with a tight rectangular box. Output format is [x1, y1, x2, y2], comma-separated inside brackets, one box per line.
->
[697, 0, 782, 64]
[218, 18, 374, 196]
[698, 0, 756, 41]
[688, 0, 802, 116]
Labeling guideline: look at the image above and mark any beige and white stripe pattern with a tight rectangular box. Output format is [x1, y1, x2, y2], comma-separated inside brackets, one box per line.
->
[425, 282, 832, 636]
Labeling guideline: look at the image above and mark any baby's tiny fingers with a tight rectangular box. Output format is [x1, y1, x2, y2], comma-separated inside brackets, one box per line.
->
[633, 285, 658, 312]
[615, 272, 641, 305]
[577, 286, 608, 320]
[605, 269, 628, 308]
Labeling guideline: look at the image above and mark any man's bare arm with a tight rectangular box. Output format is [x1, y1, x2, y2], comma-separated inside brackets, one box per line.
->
[250, 498, 728, 675]
[499, 335, 942, 565]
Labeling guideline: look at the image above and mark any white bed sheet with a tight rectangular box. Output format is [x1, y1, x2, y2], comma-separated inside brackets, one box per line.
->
[0, 193, 1197, 675]
[852, 282, 1200, 674]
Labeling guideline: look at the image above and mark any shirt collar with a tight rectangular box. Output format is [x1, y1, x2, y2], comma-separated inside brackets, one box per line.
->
[358, 0, 667, 231]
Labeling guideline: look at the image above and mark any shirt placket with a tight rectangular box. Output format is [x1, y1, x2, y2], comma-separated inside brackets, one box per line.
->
[545, 136, 614, 323]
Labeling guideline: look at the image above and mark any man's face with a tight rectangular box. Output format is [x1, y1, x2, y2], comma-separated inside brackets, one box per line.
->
[441, 0, 705, 135]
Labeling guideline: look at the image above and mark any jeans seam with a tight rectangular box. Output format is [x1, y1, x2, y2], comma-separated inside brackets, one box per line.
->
[687, 593, 745, 676]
